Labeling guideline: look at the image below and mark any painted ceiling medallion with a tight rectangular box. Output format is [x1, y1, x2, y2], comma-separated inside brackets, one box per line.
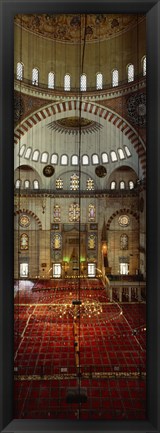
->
[19, 215, 30, 227]
[43, 165, 55, 177]
[118, 215, 130, 227]
[14, 14, 145, 44]
[95, 166, 107, 178]
[47, 117, 103, 135]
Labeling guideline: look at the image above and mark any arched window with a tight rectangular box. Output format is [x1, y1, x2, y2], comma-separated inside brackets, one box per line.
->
[120, 181, 125, 189]
[88, 204, 96, 221]
[56, 178, 63, 190]
[127, 64, 134, 82]
[32, 150, 40, 162]
[124, 146, 132, 157]
[82, 154, 89, 165]
[24, 147, 32, 159]
[118, 148, 125, 160]
[20, 233, 29, 250]
[32, 68, 39, 86]
[48, 72, 55, 89]
[16, 62, 24, 80]
[53, 205, 61, 222]
[70, 173, 79, 191]
[111, 181, 116, 190]
[129, 180, 134, 189]
[41, 152, 48, 163]
[110, 151, 118, 162]
[15, 179, 21, 189]
[112, 69, 119, 87]
[80, 74, 87, 91]
[61, 154, 68, 165]
[71, 155, 79, 165]
[92, 154, 99, 165]
[51, 153, 58, 165]
[101, 152, 108, 164]
[96, 73, 103, 90]
[24, 180, 30, 189]
[69, 203, 80, 222]
[86, 178, 94, 191]
[33, 180, 39, 189]
[142, 56, 146, 76]
[19, 144, 26, 157]
[120, 234, 128, 250]
[64, 74, 71, 91]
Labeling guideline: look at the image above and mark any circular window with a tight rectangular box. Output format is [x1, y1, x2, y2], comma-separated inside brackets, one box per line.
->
[19, 215, 30, 227]
[118, 215, 130, 227]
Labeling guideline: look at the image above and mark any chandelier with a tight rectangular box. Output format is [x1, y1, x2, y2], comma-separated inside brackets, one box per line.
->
[58, 299, 103, 320]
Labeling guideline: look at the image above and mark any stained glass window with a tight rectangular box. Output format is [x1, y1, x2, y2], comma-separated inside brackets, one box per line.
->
[86, 178, 94, 191]
[88, 204, 96, 221]
[120, 234, 128, 250]
[56, 178, 63, 190]
[53, 205, 61, 222]
[20, 233, 29, 250]
[70, 173, 79, 191]
[88, 234, 96, 249]
[52, 233, 61, 249]
[69, 203, 80, 222]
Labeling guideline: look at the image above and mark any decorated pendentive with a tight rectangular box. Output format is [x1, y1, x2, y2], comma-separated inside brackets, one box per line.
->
[127, 93, 146, 127]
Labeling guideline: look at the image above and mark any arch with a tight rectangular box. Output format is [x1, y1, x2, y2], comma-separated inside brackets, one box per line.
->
[14, 209, 42, 230]
[106, 208, 139, 230]
[14, 100, 146, 176]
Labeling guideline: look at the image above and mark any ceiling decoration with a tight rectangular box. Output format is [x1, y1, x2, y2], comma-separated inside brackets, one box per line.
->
[14, 14, 144, 43]
[127, 93, 146, 127]
[43, 165, 55, 177]
[47, 117, 103, 135]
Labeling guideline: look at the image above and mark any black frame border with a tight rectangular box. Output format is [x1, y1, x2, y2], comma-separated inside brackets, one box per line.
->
[0, 1, 160, 432]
